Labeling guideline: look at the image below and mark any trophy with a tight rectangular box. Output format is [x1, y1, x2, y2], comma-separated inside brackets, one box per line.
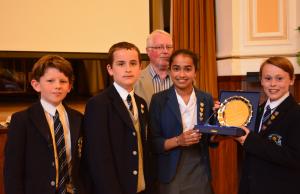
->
[195, 91, 260, 136]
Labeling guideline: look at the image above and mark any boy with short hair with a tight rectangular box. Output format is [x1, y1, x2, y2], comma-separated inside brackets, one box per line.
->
[82, 42, 152, 194]
[4, 55, 83, 194]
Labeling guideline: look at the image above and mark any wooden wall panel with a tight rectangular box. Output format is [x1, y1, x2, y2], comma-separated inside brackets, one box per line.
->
[217, 76, 243, 92]
[0, 130, 7, 194]
[210, 140, 240, 194]
[293, 75, 300, 101]
[209, 76, 243, 194]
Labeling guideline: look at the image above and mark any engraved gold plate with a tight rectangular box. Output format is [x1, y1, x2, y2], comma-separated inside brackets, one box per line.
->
[217, 96, 253, 127]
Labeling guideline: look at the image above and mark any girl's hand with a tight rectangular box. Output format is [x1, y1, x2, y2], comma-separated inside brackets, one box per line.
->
[213, 101, 221, 112]
[177, 129, 202, 146]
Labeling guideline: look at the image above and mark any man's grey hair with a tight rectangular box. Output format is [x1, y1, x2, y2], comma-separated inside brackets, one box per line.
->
[146, 29, 172, 47]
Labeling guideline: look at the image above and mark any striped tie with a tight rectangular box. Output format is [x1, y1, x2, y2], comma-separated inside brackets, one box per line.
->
[53, 110, 69, 194]
[260, 105, 271, 131]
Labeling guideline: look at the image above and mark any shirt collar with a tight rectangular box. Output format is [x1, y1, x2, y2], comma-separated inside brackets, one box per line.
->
[148, 64, 157, 78]
[113, 82, 134, 101]
[175, 88, 196, 108]
[40, 98, 64, 117]
[265, 92, 289, 110]
[148, 64, 170, 79]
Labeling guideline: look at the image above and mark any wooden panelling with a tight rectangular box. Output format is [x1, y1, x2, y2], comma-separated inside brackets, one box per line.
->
[218, 75, 300, 102]
[210, 140, 240, 194]
[217, 76, 243, 92]
[209, 76, 244, 194]
[293, 75, 300, 101]
[0, 130, 7, 194]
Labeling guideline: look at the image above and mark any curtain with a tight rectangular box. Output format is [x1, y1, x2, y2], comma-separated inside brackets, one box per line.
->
[82, 60, 106, 95]
[172, 0, 218, 98]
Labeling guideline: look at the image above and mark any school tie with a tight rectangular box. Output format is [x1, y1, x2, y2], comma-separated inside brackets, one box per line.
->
[260, 105, 271, 131]
[126, 94, 134, 115]
[53, 110, 69, 194]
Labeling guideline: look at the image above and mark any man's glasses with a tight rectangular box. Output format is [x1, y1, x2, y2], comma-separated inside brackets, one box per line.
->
[147, 45, 173, 51]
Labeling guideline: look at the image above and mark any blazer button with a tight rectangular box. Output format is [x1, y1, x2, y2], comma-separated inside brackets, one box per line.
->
[132, 151, 137, 155]
[52, 162, 55, 167]
[133, 170, 138, 175]
[132, 132, 136, 136]
[50, 181, 55, 187]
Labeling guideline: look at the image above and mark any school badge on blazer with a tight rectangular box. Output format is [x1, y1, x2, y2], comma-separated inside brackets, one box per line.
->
[261, 111, 279, 130]
[199, 102, 205, 122]
[141, 104, 145, 114]
[268, 134, 282, 146]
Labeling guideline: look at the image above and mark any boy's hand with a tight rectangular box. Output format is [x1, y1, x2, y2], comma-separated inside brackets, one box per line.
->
[234, 126, 250, 145]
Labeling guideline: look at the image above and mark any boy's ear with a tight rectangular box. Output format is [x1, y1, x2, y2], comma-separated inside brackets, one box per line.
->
[107, 64, 113, 76]
[290, 75, 295, 86]
[31, 79, 41, 92]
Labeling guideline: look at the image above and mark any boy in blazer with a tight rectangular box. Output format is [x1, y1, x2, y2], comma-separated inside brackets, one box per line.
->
[4, 55, 83, 194]
[236, 57, 300, 194]
[82, 42, 152, 194]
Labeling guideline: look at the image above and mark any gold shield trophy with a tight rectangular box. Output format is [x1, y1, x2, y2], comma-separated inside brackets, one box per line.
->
[195, 91, 260, 136]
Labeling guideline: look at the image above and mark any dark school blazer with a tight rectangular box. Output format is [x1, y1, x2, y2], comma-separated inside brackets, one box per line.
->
[82, 84, 153, 194]
[239, 95, 300, 194]
[4, 102, 83, 194]
[149, 86, 215, 183]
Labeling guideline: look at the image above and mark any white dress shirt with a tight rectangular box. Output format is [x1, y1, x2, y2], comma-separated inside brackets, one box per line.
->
[176, 89, 197, 132]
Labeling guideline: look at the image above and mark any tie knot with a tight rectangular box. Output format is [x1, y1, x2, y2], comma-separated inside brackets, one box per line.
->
[126, 94, 134, 115]
[53, 110, 59, 120]
[261, 105, 272, 125]
[127, 94, 132, 103]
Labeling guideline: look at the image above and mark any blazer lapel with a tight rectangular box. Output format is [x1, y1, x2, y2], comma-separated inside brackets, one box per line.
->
[65, 105, 81, 155]
[28, 102, 53, 145]
[195, 90, 206, 124]
[260, 95, 294, 134]
[135, 95, 147, 141]
[109, 85, 135, 130]
[166, 87, 182, 125]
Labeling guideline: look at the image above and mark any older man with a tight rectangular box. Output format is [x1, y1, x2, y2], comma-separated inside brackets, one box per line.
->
[135, 30, 174, 107]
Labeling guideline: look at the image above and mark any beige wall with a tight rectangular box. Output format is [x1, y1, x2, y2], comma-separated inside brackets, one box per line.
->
[216, 0, 300, 76]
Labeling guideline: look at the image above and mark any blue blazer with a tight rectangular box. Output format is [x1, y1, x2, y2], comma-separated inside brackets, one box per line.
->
[149, 86, 214, 183]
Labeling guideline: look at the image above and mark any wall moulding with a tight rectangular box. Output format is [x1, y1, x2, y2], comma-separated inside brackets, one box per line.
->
[248, 0, 288, 43]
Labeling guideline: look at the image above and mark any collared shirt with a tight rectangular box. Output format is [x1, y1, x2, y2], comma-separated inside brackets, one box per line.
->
[41, 98, 72, 187]
[113, 82, 145, 192]
[149, 64, 172, 93]
[258, 92, 290, 132]
[113, 82, 138, 120]
[176, 89, 197, 132]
